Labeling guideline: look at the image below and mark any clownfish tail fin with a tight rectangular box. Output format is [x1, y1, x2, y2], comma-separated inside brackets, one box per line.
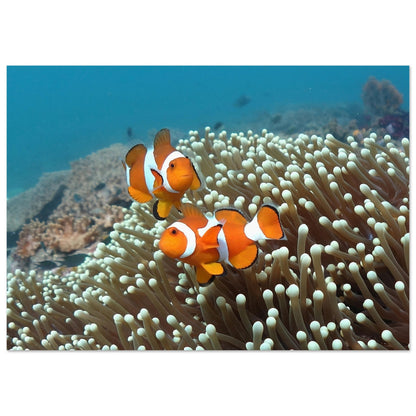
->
[244, 204, 286, 241]
[257, 204, 286, 240]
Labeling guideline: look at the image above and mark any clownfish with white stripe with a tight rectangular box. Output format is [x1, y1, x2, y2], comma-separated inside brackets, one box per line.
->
[122, 128, 202, 220]
[159, 203, 286, 285]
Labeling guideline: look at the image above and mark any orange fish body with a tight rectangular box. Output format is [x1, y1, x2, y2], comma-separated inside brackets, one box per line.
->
[159, 204, 285, 285]
[122, 129, 201, 219]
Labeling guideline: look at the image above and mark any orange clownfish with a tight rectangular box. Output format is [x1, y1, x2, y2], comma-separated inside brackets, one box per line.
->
[159, 204, 286, 285]
[122, 128, 201, 219]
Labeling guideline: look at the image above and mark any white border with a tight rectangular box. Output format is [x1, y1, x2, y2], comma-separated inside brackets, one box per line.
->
[1, 1, 414, 415]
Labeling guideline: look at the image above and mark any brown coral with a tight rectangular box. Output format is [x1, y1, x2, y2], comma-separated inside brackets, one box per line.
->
[362, 76, 403, 115]
[42, 216, 100, 253]
[16, 219, 46, 258]
[7, 127, 409, 350]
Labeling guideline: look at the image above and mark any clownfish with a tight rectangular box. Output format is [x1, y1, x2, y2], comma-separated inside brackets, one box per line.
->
[159, 203, 286, 285]
[122, 128, 202, 220]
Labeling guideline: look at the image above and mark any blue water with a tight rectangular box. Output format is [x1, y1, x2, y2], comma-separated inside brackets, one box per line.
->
[7, 66, 409, 198]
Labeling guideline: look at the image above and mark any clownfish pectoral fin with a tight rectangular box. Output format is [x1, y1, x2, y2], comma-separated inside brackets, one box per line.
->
[256, 204, 286, 240]
[200, 224, 222, 251]
[190, 164, 202, 190]
[229, 244, 258, 269]
[151, 169, 163, 190]
[153, 200, 173, 220]
[128, 186, 153, 203]
[125, 144, 147, 168]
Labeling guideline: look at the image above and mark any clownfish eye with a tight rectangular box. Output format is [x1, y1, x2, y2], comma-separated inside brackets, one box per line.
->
[171, 229, 177, 235]
[170, 163, 175, 168]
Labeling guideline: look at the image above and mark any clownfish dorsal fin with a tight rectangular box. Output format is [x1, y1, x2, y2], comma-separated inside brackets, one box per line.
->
[200, 224, 222, 250]
[153, 128, 175, 167]
[181, 203, 206, 219]
[125, 144, 147, 168]
[154, 128, 171, 148]
[215, 207, 248, 226]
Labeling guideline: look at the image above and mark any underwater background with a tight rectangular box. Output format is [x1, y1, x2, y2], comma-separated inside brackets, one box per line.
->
[7, 65, 409, 274]
[7, 66, 409, 198]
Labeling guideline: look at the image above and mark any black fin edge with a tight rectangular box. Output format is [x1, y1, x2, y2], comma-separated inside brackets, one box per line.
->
[153, 200, 167, 221]
[198, 269, 227, 287]
[214, 206, 250, 221]
[150, 168, 164, 185]
[191, 162, 203, 189]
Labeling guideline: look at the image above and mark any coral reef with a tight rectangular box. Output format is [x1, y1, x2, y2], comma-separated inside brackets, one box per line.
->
[16, 216, 102, 257]
[247, 78, 407, 142]
[8, 143, 129, 272]
[50, 143, 130, 222]
[250, 104, 370, 143]
[7, 127, 409, 350]
[252, 106, 353, 138]
[7, 170, 70, 233]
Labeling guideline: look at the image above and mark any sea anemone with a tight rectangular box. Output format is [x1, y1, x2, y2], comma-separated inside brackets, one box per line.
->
[7, 127, 409, 350]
